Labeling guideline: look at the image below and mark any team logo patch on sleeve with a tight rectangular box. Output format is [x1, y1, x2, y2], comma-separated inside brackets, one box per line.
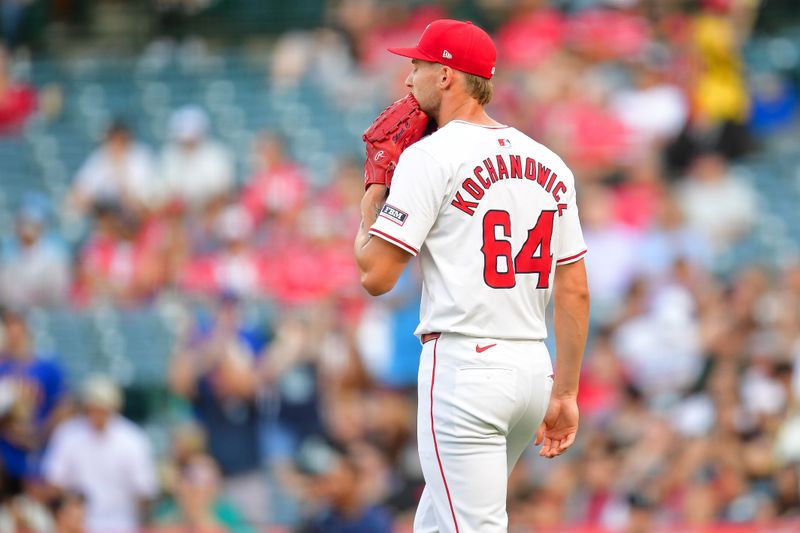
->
[379, 203, 408, 226]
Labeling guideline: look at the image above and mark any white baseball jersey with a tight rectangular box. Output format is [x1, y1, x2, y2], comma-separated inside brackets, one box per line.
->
[369, 120, 586, 340]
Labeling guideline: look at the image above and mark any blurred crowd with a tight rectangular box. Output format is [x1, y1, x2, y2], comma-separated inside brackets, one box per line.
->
[1, 0, 800, 532]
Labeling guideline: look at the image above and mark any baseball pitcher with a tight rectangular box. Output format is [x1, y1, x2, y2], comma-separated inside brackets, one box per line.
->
[354, 19, 590, 533]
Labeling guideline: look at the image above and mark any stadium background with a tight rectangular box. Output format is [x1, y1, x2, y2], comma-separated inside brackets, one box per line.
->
[0, 0, 800, 531]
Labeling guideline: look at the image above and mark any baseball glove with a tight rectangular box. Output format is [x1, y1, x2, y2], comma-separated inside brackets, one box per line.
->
[363, 93, 430, 190]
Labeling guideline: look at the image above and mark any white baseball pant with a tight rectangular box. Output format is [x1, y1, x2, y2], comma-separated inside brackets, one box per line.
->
[413, 332, 554, 533]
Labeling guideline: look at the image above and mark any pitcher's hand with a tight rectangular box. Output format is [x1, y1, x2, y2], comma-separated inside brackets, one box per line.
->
[535, 395, 579, 458]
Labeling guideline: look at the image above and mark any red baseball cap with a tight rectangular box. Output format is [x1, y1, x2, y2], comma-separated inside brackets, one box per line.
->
[388, 19, 497, 79]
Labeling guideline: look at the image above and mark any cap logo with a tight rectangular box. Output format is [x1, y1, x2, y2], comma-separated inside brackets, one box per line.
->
[491, 66, 496, 75]
[442, 50, 453, 59]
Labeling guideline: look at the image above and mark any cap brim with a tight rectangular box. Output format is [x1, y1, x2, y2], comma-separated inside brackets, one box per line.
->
[387, 47, 438, 63]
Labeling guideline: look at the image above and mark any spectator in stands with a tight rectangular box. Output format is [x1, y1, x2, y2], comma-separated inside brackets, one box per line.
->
[574, 328, 625, 425]
[43, 374, 158, 533]
[208, 205, 261, 296]
[312, 162, 367, 309]
[611, 153, 666, 231]
[48, 490, 87, 533]
[153, 452, 253, 533]
[748, 72, 797, 136]
[0, 486, 54, 532]
[613, 284, 704, 404]
[690, 2, 752, 126]
[677, 149, 757, 252]
[74, 202, 164, 306]
[637, 193, 711, 280]
[68, 119, 159, 218]
[314, 157, 362, 242]
[259, 311, 326, 462]
[259, 307, 360, 525]
[124, 198, 191, 294]
[495, 0, 565, 69]
[168, 293, 269, 527]
[0, 308, 68, 488]
[296, 444, 392, 533]
[0, 198, 70, 309]
[534, 63, 631, 180]
[580, 184, 643, 319]
[663, 3, 756, 169]
[611, 60, 688, 150]
[261, 199, 360, 306]
[269, 31, 318, 89]
[566, 3, 651, 61]
[160, 106, 234, 211]
[0, 44, 35, 136]
[241, 132, 308, 231]
[180, 204, 263, 298]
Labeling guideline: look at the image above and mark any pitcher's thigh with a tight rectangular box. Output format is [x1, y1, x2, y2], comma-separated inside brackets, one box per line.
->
[506, 374, 553, 474]
[417, 423, 511, 533]
[417, 364, 518, 531]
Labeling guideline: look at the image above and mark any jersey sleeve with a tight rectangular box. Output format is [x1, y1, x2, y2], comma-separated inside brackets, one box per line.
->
[556, 188, 587, 265]
[369, 146, 447, 256]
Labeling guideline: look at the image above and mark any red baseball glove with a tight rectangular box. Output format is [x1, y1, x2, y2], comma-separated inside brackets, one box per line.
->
[363, 93, 430, 190]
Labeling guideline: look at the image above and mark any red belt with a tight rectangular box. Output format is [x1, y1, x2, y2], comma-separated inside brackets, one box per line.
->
[421, 332, 441, 344]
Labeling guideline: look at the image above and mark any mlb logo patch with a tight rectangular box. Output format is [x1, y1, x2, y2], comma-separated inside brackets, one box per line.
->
[379, 203, 408, 226]
[498, 138, 512, 148]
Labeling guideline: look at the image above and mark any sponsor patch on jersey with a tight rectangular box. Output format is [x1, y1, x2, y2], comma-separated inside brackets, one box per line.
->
[379, 203, 408, 226]
[498, 138, 512, 148]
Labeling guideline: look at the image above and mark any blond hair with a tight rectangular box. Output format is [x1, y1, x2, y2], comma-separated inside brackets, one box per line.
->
[463, 73, 493, 105]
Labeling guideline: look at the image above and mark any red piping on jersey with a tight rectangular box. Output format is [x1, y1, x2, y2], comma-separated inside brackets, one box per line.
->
[557, 249, 587, 264]
[430, 337, 460, 532]
[369, 228, 419, 255]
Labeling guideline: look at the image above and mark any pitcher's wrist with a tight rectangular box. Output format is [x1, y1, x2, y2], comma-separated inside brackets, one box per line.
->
[551, 384, 578, 399]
